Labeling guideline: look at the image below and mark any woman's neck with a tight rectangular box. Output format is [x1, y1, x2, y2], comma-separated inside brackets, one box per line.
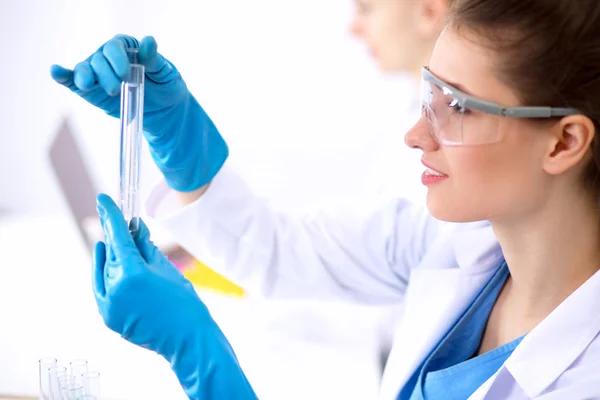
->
[491, 187, 600, 319]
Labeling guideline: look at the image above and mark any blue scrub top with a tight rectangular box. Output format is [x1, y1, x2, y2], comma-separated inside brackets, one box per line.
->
[399, 262, 526, 400]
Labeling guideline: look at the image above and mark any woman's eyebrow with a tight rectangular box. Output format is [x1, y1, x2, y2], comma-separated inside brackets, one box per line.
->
[444, 78, 474, 96]
[429, 68, 475, 96]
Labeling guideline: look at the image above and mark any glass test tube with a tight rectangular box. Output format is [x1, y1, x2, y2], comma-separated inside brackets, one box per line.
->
[58, 374, 85, 399]
[48, 365, 67, 400]
[82, 371, 101, 399]
[56, 374, 71, 390]
[59, 382, 85, 400]
[39, 357, 57, 400]
[69, 359, 89, 380]
[119, 48, 145, 234]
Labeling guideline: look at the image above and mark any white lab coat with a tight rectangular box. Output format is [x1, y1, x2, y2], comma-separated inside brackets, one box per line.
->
[144, 164, 600, 399]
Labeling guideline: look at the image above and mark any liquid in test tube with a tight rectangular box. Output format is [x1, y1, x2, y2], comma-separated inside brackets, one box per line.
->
[119, 48, 145, 234]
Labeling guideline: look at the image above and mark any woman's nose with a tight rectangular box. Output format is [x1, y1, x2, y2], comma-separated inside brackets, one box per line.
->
[349, 17, 364, 37]
[404, 115, 440, 151]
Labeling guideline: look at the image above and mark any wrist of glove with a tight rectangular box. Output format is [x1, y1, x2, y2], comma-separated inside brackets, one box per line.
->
[167, 323, 256, 399]
[146, 94, 229, 192]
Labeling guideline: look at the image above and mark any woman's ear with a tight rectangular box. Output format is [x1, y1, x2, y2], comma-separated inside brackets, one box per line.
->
[543, 115, 596, 176]
[414, 0, 451, 38]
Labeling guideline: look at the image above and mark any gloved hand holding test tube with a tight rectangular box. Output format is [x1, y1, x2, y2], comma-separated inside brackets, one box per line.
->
[51, 36, 256, 400]
[119, 48, 144, 233]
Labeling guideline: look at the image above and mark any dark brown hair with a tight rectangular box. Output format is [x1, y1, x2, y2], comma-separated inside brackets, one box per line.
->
[448, 0, 600, 204]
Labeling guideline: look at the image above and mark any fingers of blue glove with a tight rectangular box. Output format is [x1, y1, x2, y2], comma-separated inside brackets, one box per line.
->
[90, 51, 121, 96]
[138, 36, 174, 82]
[102, 38, 130, 80]
[92, 241, 107, 299]
[96, 193, 144, 265]
[112, 34, 139, 51]
[50, 65, 75, 88]
[73, 62, 97, 92]
[138, 36, 159, 71]
[134, 219, 191, 286]
[132, 218, 159, 264]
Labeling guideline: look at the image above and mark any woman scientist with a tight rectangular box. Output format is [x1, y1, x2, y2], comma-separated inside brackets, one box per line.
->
[50, 0, 600, 398]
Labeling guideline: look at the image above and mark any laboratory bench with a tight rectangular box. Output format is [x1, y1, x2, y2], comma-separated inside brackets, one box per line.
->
[0, 397, 35, 400]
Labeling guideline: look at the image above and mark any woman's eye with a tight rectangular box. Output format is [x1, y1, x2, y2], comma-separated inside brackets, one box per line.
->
[356, 0, 373, 14]
[448, 98, 468, 114]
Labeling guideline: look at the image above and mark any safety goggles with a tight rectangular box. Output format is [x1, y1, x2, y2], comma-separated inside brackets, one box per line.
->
[420, 66, 581, 146]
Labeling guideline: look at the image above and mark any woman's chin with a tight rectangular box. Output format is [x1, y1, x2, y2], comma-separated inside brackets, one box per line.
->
[425, 194, 484, 223]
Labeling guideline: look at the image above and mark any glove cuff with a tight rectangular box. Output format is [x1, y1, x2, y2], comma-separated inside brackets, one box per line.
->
[148, 95, 229, 193]
[165, 321, 258, 399]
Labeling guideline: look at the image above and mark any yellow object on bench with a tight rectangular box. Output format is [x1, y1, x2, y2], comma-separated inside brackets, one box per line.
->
[183, 259, 245, 297]
[165, 245, 245, 297]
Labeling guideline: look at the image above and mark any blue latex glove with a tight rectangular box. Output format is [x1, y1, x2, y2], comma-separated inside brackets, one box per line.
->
[51, 35, 228, 192]
[93, 193, 258, 400]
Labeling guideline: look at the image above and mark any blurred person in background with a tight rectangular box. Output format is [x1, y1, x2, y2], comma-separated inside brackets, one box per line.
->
[349, 0, 444, 76]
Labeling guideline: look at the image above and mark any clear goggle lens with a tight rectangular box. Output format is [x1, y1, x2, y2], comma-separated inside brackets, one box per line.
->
[420, 74, 503, 146]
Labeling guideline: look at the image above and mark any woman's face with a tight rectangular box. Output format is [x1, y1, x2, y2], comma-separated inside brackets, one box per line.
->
[405, 27, 557, 223]
[349, 0, 422, 71]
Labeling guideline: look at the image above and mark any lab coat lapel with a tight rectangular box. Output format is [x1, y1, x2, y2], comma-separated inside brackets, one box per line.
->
[471, 268, 600, 399]
[378, 222, 503, 400]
